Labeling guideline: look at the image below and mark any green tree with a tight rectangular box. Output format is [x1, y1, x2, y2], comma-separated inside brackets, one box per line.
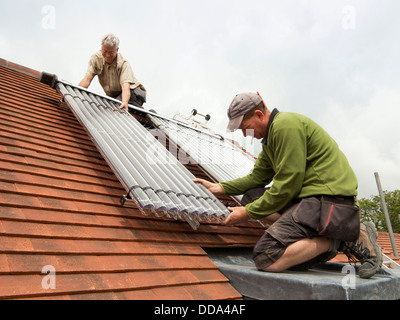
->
[358, 190, 400, 233]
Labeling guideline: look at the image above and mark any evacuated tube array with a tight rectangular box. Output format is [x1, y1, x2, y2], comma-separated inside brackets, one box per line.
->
[57, 83, 230, 230]
[150, 117, 256, 184]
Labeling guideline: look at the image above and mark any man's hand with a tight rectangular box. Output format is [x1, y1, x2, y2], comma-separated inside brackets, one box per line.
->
[119, 102, 129, 111]
[224, 206, 250, 226]
[193, 179, 250, 226]
[193, 178, 224, 196]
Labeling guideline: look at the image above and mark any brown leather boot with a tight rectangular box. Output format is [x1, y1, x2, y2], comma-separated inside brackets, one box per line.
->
[341, 222, 383, 279]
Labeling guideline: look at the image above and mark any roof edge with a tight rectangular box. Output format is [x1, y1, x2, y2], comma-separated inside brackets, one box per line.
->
[0, 57, 41, 78]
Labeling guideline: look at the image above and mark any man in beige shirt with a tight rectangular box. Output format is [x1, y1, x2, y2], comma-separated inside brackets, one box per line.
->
[79, 33, 146, 111]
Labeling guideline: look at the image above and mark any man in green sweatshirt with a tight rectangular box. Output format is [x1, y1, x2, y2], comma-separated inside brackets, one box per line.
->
[195, 92, 382, 279]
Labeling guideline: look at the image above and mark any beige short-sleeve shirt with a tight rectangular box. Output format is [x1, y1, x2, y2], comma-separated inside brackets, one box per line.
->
[87, 51, 143, 97]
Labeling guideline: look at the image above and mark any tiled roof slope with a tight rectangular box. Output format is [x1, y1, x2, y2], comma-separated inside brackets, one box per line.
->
[0, 60, 265, 300]
[377, 232, 400, 262]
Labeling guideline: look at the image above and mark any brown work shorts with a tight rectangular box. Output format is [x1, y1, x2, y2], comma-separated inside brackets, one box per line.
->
[252, 195, 358, 271]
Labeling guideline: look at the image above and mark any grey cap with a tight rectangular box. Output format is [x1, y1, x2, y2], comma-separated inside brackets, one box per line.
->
[227, 92, 263, 132]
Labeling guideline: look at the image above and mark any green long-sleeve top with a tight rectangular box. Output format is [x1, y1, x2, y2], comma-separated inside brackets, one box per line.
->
[220, 110, 358, 220]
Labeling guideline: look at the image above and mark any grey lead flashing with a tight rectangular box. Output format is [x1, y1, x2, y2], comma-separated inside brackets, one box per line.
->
[206, 247, 400, 300]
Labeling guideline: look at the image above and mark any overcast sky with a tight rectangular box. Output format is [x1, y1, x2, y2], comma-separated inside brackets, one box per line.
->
[1, 0, 399, 199]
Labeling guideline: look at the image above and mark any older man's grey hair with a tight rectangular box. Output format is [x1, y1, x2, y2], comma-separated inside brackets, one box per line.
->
[101, 34, 120, 49]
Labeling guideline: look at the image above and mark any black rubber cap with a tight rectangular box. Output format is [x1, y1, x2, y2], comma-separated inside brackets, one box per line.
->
[39, 72, 58, 89]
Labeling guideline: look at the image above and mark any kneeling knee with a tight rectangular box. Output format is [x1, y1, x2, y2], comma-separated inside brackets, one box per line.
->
[254, 253, 285, 273]
[261, 264, 286, 273]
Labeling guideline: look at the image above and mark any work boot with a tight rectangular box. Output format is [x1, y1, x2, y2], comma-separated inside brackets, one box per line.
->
[341, 221, 383, 279]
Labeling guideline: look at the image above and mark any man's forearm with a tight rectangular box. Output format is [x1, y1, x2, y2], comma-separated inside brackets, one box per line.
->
[79, 73, 94, 88]
[121, 83, 131, 104]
